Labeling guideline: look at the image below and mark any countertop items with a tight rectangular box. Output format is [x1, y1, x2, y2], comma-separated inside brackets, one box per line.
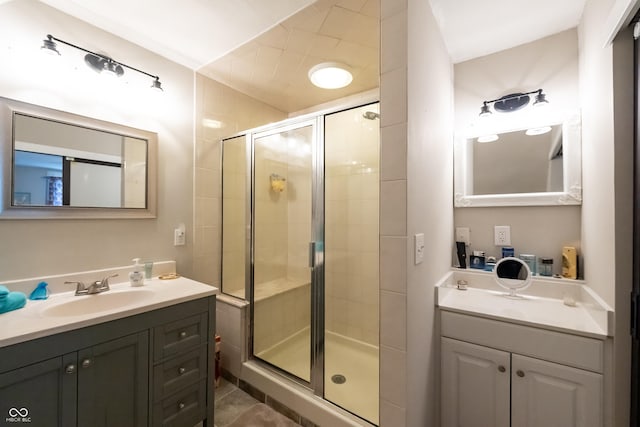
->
[436, 269, 612, 338]
[0, 262, 217, 348]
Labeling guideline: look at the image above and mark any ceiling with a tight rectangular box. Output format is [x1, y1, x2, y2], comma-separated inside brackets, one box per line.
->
[38, 0, 317, 69]
[199, 0, 379, 112]
[37, 0, 587, 112]
[429, 0, 587, 63]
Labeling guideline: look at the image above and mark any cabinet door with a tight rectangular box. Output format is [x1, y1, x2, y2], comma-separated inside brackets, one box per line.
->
[0, 354, 77, 427]
[511, 354, 603, 427]
[77, 331, 149, 427]
[441, 338, 510, 427]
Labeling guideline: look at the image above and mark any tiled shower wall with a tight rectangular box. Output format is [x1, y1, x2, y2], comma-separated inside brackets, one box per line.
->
[193, 73, 287, 286]
[253, 128, 312, 286]
[221, 136, 246, 297]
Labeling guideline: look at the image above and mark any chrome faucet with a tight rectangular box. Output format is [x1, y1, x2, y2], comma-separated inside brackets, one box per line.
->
[65, 274, 118, 296]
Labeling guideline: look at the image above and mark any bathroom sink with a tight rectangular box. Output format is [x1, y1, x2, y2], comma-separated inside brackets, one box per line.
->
[40, 289, 155, 317]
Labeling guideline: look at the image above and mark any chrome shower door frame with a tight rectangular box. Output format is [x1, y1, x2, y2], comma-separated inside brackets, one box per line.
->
[248, 117, 325, 393]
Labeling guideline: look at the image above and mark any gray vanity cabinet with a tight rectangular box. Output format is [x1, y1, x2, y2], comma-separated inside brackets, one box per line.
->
[0, 296, 215, 427]
[77, 332, 149, 427]
[0, 354, 77, 427]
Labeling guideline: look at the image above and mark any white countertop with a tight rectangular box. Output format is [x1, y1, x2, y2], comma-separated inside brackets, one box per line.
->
[0, 273, 218, 349]
[436, 269, 612, 339]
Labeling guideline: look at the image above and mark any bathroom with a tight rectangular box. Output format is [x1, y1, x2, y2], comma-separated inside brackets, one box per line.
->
[0, 0, 636, 426]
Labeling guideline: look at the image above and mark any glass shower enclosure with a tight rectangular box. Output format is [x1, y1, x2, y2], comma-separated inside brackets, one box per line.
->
[221, 103, 380, 424]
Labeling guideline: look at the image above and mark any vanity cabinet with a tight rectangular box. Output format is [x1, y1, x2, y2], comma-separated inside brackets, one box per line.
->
[0, 332, 148, 427]
[440, 310, 603, 427]
[0, 354, 76, 426]
[151, 314, 209, 427]
[77, 332, 149, 427]
[0, 296, 215, 427]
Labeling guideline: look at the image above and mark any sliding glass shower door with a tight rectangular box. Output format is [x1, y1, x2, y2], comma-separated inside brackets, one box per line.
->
[251, 121, 317, 382]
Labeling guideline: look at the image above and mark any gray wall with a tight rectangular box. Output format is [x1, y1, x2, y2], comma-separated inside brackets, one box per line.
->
[453, 29, 582, 276]
[0, 0, 195, 280]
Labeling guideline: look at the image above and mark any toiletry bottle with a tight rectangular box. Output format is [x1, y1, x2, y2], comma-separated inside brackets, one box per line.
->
[539, 258, 553, 277]
[519, 254, 537, 275]
[129, 258, 145, 287]
[562, 246, 578, 279]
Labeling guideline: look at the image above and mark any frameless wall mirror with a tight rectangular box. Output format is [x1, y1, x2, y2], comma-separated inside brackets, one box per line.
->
[454, 112, 581, 207]
[0, 97, 157, 219]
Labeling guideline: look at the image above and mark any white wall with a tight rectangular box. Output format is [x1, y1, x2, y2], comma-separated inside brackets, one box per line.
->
[453, 30, 582, 274]
[579, 0, 633, 425]
[379, 0, 453, 425]
[579, 0, 617, 307]
[0, 0, 195, 279]
[406, 0, 454, 425]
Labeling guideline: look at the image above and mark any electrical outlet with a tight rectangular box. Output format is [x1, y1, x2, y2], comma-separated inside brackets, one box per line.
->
[455, 227, 470, 245]
[174, 224, 186, 246]
[494, 225, 511, 246]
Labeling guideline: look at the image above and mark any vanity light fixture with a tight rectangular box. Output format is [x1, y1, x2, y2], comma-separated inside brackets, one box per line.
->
[40, 34, 164, 92]
[479, 102, 492, 117]
[478, 89, 548, 116]
[308, 62, 353, 89]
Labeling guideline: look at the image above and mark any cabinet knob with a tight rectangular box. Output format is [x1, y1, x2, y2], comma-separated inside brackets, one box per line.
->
[498, 365, 506, 373]
[178, 367, 186, 375]
[516, 370, 525, 378]
[65, 364, 76, 374]
[179, 331, 187, 339]
[81, 359, 92, 368]
[178, 402, 185, 410]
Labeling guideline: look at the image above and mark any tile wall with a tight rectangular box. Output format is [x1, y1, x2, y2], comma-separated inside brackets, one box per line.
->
[221, 136, 247, 298]
[194, 73, 287, 286]
[379, 0, 409, 424]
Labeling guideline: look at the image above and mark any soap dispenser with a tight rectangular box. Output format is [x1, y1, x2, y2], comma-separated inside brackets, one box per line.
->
[129, 258, 145, 287]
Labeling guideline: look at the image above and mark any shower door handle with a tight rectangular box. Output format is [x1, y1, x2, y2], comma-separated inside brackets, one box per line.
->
[309, 242, 316, 268]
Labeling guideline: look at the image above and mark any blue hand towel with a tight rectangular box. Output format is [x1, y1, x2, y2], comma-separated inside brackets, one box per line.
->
[29, 281, 49, 300]
[0, 285, 27, 314]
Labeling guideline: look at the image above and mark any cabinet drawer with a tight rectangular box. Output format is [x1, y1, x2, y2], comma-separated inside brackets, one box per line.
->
[154, 314, 207, 361]
[153, 346, 207, 400]
[441, 310, 604, 373]
[152, 380, 206, 427]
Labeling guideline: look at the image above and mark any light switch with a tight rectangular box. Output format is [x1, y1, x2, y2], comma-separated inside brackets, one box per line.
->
[414, 233, 425, 265]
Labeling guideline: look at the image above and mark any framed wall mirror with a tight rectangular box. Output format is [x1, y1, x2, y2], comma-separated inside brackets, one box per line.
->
[0, 97, 157, 219]
[454, 112, 581, 207]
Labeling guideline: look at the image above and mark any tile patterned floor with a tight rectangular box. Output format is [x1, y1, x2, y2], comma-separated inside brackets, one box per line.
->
[215, 378, 261, 427]
[215, 378, 304, 427]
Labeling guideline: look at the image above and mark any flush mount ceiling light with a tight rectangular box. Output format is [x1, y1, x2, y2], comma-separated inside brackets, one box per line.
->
[40, 34, 164, 91]
[479, 89, 549, 116]
[308, 62, 353, 89]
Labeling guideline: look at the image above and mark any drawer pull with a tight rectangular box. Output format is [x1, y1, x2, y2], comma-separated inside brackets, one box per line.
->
[516, 370, 525, 378]
[81, 359, 92, 369]
[498, 365, 506, 373]
[65, 364, 76, 374]
[178, 367, 186, 375]
[179, 331, 187, 339]
[178, 402, 185, 410]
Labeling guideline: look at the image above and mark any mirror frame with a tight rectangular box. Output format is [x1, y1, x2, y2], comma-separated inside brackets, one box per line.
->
[0, 97, 157, 219]
[454, 112, 581, 207]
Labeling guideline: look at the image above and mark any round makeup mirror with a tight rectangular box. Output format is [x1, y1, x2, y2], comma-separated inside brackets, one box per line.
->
[494, 257, 532, 297]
